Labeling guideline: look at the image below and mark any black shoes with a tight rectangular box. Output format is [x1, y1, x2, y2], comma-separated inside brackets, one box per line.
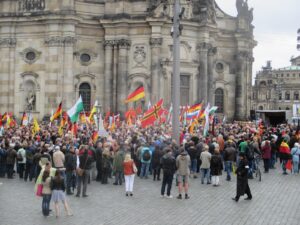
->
[177, 194, 182, 199]
[244, 197, 252, 200]
[232, 197, 238, 202]
[82, 194, 88, 197]
[185, 194, 190, 199]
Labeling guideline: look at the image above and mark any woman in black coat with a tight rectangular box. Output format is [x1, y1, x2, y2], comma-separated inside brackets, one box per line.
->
[210, 148, 223, 186]
[151, 146, 162, 181]
[232, 153, 252, 202]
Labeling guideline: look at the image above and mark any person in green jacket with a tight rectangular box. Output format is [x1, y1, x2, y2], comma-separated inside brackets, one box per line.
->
[113, 147, 125, 185]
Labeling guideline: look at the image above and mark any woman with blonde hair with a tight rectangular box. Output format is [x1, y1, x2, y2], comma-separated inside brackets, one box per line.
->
[123, 154, 136, 196]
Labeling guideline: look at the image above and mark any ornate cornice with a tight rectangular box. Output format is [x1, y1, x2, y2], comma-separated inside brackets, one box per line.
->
[0, 38, 16, 48]
[149, 37, 163, 47]
[197, 42, 212, 52]
[118, 39, 131, 49]
[208, 46, 217, 56]
[44, 36, 77, 47]
[103, 40, 115, 48]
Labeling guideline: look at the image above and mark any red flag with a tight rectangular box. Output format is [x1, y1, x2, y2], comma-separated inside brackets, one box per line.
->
[92, 131, 99, 143]
[286, 160, 292, 171]
[125, 108, 136, 119]
[141, 99, 164, 128]
[135, 105, 143, 115]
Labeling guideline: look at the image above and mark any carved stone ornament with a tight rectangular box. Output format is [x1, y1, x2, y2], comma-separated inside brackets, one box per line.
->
[149, 38, 163, 47]
[133, 46, 146, 64]
[0, 38, 16, 48]
[192, 0, 216, 24]
[44, 36, 77, 47]
[20, 47, 41, 64]
[118, 39, 131, 49]
[74, 49, 98, 66]
[18, 0, 46, 12]
[103, 40, 115, 48]
[196, 42, 212, 52]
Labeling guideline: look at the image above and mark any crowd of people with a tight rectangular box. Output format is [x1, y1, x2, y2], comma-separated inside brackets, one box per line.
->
[0, 120, 300, 217]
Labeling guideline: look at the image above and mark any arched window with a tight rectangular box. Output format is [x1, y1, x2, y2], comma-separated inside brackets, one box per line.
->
[258, 106, 263, 110]
[285, 91, 290, 100]
[294, 91, 299, 100]
[215, 88, 224, 113]
[79, 83, 91, 111]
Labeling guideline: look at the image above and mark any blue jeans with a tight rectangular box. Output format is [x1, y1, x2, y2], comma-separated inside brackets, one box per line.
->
[293, 161, 299, 174]
[190, 159, 197, 174]
[42, 194, 51, 216]
[140, 163, 150, 178]
[201, 168, 210, 184]
[114, 171, 123, 185]
[270, 153, 276, 168]
[225, 161, 232, 180]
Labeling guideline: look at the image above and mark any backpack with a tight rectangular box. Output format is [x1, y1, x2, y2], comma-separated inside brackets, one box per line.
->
[143, 149, 151, 161]
[17, 152, 23, 161]
[246, 143, 254, 160]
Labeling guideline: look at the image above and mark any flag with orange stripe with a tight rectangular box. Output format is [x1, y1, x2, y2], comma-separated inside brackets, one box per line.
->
[50, 102, 62, 122]
[141, 99, 164, 128]
[125, 86, 145, 103]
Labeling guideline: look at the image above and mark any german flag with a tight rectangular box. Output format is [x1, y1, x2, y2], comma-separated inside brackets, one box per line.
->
[50, 102, 62, 122]
[141, 99, 163, 128]
[92, 131, 99, 143]
[125, 86, 145, 103]
[188, 102, 202, 113]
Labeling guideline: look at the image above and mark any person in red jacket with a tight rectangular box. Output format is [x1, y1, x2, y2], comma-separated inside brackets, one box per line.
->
[261, 140, 271, 173]
[123, 154, 136, 196]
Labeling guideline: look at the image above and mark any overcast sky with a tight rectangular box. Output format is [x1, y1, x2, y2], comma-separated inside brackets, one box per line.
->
[216, 0, 300, 80]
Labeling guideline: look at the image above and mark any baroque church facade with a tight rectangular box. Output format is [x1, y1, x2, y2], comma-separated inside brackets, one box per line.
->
[0, 0, 255, 120]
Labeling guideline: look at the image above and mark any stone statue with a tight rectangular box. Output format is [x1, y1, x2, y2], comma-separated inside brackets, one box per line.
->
[236, 0, 253, 23]
[26, 90, 36, 111]
[193, 0, 216, 23]
[236, 0, 243, 15]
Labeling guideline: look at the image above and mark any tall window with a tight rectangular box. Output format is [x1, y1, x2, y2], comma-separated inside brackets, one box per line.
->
[294, 91, 299, 100]
[279, 92, 282, 100]
[171, 74, 190, 106]
[79, 83, 91, 111]
[285, 91, 290, 100]
[215, 88, 224, 113]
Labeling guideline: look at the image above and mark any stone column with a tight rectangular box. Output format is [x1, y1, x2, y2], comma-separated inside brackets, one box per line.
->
[150, 37, 163, 102]
[207, 46, 217, 105]
[197, 42, 210, 103]
[63, 36, 77, 109]
[235, 51, 248, 120]
[116, 39, 130, 114]
[0, 38, 16, 112]
[112, 41, 118, 113]
[103, 40, 114, 111]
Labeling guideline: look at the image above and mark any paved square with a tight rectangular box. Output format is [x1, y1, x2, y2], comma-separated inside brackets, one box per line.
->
[1, 165, 300, 225]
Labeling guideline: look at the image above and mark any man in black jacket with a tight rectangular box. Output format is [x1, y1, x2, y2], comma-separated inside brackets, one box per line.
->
[232, 152, 252, 202]
[76, 147, 93, 197]
[160, 148, 176, 198]
[65, 146, 77, 195]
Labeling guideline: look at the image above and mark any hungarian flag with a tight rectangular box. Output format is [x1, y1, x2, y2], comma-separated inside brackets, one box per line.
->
[50, 102, 62, 122]
[125, 86, 145, 103]
[67, 96, 84, 123]
[141, 99, 164, 128]
[21, 112, 29, 126]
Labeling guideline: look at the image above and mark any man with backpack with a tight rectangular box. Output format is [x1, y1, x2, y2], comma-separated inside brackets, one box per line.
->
[140, 144, 152, 179]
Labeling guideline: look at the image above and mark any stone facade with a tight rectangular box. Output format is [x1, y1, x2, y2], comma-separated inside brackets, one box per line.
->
[251, 58, 300, 111]
[0, 0, 255, 120]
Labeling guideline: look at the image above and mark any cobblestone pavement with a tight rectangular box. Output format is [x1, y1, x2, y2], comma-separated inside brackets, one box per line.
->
[1, 164, 300, 225]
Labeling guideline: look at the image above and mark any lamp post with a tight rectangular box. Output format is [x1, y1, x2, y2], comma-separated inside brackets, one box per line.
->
[95, 102, 102, 130]
[171, 0, 183, 144]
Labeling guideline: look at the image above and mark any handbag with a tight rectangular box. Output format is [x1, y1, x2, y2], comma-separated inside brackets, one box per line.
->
[132, 162, 138, 173]
[76, 155, 88, 177]
[36, 184, 43, 197]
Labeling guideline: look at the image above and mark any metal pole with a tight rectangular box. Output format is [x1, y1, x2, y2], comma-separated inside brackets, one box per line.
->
[172, 0, 180, 144]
